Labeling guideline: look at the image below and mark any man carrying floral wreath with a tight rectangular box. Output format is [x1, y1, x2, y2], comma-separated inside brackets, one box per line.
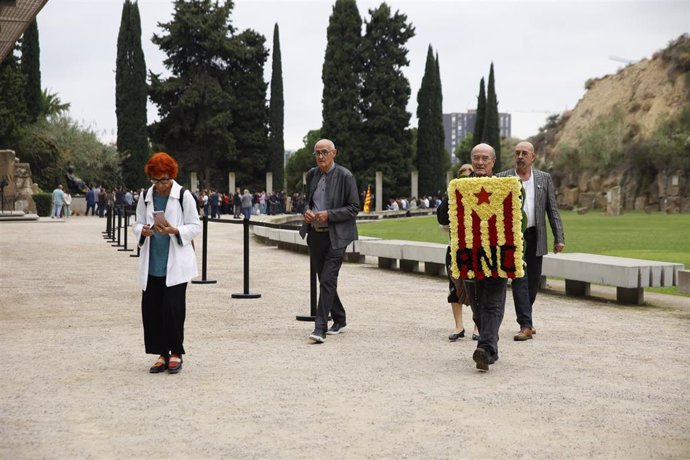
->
[447, 143, 528, 371]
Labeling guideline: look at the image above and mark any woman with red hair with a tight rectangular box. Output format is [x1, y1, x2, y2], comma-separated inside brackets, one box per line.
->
[132, 152, 201, 374]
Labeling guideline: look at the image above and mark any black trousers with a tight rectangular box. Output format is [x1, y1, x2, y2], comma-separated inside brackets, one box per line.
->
[142, 275, 187, 356]
[464, 277, 507, 357]
[307, 231, 347, 333]
[510, 227, 542, 328]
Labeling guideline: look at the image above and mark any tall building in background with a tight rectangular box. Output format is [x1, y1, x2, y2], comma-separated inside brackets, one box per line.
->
[443, 110, 511, 162]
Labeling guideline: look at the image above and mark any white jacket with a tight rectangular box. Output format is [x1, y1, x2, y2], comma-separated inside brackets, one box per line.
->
[132, 180, 201, 290]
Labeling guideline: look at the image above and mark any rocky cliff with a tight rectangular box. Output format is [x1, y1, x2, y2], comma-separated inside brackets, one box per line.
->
[532, 34, 690, 214]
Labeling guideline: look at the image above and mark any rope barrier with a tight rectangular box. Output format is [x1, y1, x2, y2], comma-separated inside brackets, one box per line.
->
[104, 209, 318, 320]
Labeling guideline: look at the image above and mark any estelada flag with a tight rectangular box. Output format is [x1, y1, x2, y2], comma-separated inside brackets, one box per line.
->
[448, 176, 525, 280]
[363, 185, 372, 213]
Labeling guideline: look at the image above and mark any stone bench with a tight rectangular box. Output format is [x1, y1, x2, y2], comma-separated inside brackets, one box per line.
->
[542, 252, 685, 305]
[354, 239, 447, 276]
[679, 270, 690, 295]
[252, 226, 686, 304]
[251, 225, 363, 261]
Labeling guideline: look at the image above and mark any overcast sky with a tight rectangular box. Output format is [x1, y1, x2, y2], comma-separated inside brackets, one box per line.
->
[36, 0, 689, 151]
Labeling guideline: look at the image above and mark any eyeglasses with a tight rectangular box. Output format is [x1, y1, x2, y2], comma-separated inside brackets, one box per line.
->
[150, 177, 171, 184]
[313, 149, 332, 158]
[514, 150, 531, 157]
[471, 155, 493, 163]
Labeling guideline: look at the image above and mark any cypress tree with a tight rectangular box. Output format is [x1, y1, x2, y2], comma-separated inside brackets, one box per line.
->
[268, 23, 285, 191]
[321, 0, 362, 170]
[482, 62, 500, 171]
[116, 0, 149, 188]
[0, 52, 28, 147]
[359, 3, 415, 197]
[434, 52, 449, 192]
[226, 29, 269, 189]
[416, 45, 444, 196]
[472, 77, 486, 147]
[149, 0, 237, 188]
[20, 19, 41, 123]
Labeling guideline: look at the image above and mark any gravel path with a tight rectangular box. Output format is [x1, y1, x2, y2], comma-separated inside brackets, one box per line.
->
[1, 216, 689, 459]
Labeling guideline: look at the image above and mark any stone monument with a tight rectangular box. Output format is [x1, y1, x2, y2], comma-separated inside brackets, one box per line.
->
[0, 150, 37, 214]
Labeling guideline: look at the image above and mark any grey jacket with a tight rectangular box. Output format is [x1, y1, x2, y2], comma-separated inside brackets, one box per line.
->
[241, 193, 253, 208]
[498, 168, 565, 257]
[299, 163, 359, 249]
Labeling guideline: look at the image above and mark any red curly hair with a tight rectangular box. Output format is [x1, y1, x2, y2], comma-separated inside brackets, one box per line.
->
[144, 152, 178, 179]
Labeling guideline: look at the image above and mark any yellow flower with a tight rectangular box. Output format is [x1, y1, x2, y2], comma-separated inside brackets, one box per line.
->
[448, 177, 524, 280]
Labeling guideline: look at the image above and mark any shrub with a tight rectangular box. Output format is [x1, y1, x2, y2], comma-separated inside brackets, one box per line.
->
[32, 192, 52, 216]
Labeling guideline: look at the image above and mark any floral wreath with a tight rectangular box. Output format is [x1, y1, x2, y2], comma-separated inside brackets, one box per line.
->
[448, 176, 525, 280]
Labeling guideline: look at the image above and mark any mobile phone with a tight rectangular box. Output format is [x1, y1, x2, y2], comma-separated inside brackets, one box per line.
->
[153, 211, 167, 228]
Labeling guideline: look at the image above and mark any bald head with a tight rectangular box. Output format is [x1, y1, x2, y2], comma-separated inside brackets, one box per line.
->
[313, 138, 337, 173]
[515, 141, 534, 154]
[470, 143, 496, 177]
[514, 140, 535, 174]
[315, 139, 335, 151]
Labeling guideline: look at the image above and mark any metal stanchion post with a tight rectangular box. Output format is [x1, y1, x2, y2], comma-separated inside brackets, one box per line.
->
[103, 205, 111, 239]
[296, 248, 318, 321]
[130, 210, 142, 257]
[112, 206, 122, 247]
[102, 207, 109, 235]
[192, 214, 216, 284]
[232, 217, 260, 298]
[109, 206, 117, 242]
[118, 209, 133, 252]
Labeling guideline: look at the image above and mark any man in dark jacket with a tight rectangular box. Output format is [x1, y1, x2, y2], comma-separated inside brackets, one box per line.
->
[453, 143, 519, 371]
[299, 139, 359, 344]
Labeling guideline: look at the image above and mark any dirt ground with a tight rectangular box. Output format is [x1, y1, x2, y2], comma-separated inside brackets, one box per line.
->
[1, 216, 689, 459]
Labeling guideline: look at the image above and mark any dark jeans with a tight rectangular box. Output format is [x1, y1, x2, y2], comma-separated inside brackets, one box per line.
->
[510, 227, 542, 328]
[464, 277, 507, 357]
[141, 276, 187, 356]
[85, 203, 96, 216]
[307, 231, 347, 333]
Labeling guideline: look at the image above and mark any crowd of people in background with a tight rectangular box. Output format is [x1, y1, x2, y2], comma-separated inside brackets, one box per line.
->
[51, 182, 449, 220]
[385, 194, 444, 212]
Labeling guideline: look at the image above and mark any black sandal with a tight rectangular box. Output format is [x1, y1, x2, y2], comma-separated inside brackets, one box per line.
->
[168, 355, 183, 374]
[149, 355, 169, 373]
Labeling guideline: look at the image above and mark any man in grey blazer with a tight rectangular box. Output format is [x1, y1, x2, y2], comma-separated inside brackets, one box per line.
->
[299, 139, 360, 343]
[498, 141, 565, 341]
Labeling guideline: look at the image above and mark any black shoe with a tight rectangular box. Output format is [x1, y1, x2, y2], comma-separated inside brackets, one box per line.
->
[327, 323, 347, 335]
[471, 333, 479, 341]
[448, 329, 465, 341]
[149, 355, 168, 373]
[167, 355, 183, 374]
[308, 330, 326, 343]
[472, 347, 497, 371]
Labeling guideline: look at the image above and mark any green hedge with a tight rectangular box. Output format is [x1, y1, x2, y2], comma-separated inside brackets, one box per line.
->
[33, 192, 52, 217]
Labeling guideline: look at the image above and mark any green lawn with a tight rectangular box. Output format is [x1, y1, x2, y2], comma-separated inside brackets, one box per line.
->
[358, 211, 690, 296]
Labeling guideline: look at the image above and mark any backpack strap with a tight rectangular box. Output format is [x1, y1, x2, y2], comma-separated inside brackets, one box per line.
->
[179, 187, 186, 214]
